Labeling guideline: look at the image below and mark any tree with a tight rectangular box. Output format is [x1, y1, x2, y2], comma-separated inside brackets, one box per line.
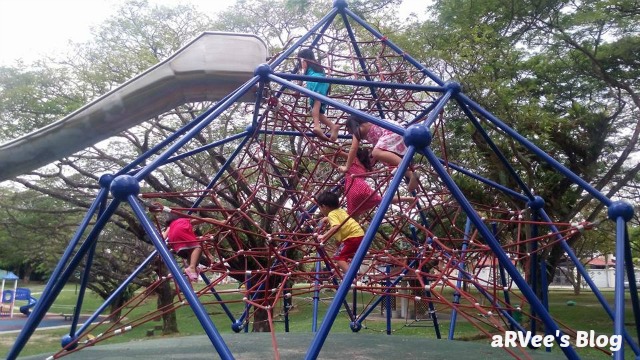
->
[0, 0, 217, 334]
[1, 0, 417, 334]
[0, 188, 82, 281]
[397, 0, 639, 283]
[3, 0, 634, 340]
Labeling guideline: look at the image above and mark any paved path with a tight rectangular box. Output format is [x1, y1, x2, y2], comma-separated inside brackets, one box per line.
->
[17, 333, 568, 359]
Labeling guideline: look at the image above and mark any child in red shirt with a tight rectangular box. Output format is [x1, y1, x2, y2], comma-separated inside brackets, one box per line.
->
[162, 213, 213, 282]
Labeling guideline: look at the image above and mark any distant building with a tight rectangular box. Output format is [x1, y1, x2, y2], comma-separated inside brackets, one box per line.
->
[551, 255, 639, 289]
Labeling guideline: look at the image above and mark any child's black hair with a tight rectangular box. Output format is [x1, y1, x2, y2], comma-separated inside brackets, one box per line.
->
[356, 147, 374, 171]
[165, 212, 182, 227]
[316, 191, 340, 209]
[345, 114, 365, 140]
[298, 48, 324, 74]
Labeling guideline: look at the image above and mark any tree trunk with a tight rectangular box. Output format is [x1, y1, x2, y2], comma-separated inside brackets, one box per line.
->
[109, 291, 126, 321]
[252, 307, 271, 332]
[22, 265, 32, 284]
[573, 270, 581, 295]
[154, 260, 179, 334]
[157, 282, 178, 334]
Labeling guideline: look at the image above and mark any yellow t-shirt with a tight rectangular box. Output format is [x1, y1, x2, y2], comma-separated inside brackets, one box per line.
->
[327, 208, 364, 242]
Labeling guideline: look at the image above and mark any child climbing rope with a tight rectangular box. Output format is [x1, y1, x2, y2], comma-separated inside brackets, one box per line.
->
[162, 213, 215, 282]
[315, 191, 364, 274]
[331, 147, 413, 218]
[298, 48, 340, 142]
[343, 114, 420, 192]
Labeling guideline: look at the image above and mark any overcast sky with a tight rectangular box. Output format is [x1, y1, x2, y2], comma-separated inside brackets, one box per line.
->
[0, 0, 423, 66]
[0, 0, 234, 66]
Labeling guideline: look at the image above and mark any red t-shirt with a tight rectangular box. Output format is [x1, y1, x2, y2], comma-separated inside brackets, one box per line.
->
[166, 218, 200, 252]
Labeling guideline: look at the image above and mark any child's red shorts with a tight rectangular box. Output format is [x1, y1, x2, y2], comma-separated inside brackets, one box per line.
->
[333, 236, 364, 261]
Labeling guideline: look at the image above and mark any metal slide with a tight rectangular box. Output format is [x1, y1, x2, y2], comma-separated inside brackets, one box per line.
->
[0, 32, 268, 181]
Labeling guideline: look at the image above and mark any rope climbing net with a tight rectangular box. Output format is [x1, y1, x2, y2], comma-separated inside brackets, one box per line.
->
[25, 4, 633, 360]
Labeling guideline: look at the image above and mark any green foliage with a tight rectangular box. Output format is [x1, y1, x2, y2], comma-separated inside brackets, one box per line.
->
[0, 0, 638, 348]
[0, 188, 82, 277]
[0, 66, 84, 142]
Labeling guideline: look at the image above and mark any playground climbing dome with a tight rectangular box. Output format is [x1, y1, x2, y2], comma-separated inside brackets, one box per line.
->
[5, 1, 639, 360]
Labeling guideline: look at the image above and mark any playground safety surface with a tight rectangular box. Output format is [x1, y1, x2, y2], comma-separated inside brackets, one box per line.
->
[1, 314, 99, 333]
[18, 332, 567, 359]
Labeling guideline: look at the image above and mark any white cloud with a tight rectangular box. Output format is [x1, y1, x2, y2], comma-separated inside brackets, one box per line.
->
[0, 0, 236, 66]
[0, 0, 113, 65]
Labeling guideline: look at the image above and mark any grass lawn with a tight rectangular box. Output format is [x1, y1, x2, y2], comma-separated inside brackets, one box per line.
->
[2, 283, 639, 359]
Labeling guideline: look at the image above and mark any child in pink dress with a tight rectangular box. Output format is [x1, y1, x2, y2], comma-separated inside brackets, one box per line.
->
[337, 147, 413, 217]
[342, 115, 420, 191]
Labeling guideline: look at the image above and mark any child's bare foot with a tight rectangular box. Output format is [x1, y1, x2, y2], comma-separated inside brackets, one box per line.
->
[313, 126, 333, 142]
[408, 173, 420, 192]
[329, 124, 340, 142]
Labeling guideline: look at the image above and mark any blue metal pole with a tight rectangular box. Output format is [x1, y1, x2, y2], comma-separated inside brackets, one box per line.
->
[537, 208, 640, 354]
[460, 94, 611, 206]
[133, 77, 259, 181]
[67, 196, 109, 338]
[449, 217, 472, 339]
[268, 74, 431, 136]
[613, 216, 626, 360]
[6, 193, 117, 360]
[339, 10, 385, 116]
[540, 254, 550, 352]
[491, 222, 513, 323]
[529, 211, 539, 336]
[117, 90, 239, 176]
[455, 98, 535, 198]
[161, 131, 248, 165]
[312, 258, 321, 332]
[422, 147, 580, 359]
[190, 130, 255, 211]
[623, 229, 640, 344]
[342, 6, 445, 86]
[200, 275, 236, 323]
[420, 89, 454, 129]
[456, 265, 529, 333]
[276, 72, 444, 94]
[128, 194, 234, 359]
[352, 282, 358, 324]
[265, 8, 339, 69]
[386, 264, 391, 335]
[284, 287, 291, 333]
[73, 251, 159, 337]
[244, 277, 251, 333]
[436, 159, 528, 202]
[67, 234, 98, 337]
[422, 277, 441, 339]
[305, 145, 415, 359]
[355, 257, 419, 324]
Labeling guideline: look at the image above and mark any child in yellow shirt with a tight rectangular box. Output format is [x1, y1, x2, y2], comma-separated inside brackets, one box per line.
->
[316, 191, 365, 274]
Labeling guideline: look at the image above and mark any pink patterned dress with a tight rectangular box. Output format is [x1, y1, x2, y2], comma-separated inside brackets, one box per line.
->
[345, 159, 382, 216]
[365, 122, 407, 156]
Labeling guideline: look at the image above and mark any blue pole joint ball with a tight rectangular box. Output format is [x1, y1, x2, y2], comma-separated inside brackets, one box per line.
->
[231, 320, 244, 333]
[333, 0, 348, 9]
[527, 196, 545, 210]
[60, 334, 78, 350]
[404, 124, 432, 149]
[110, 175, 140, 200]
[444, 81, 462, 94]
[98, 173, 114, 188]
[350, 321, 362, 332]
[607, 200, 634, 221]
[253, 63, 272, 78]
